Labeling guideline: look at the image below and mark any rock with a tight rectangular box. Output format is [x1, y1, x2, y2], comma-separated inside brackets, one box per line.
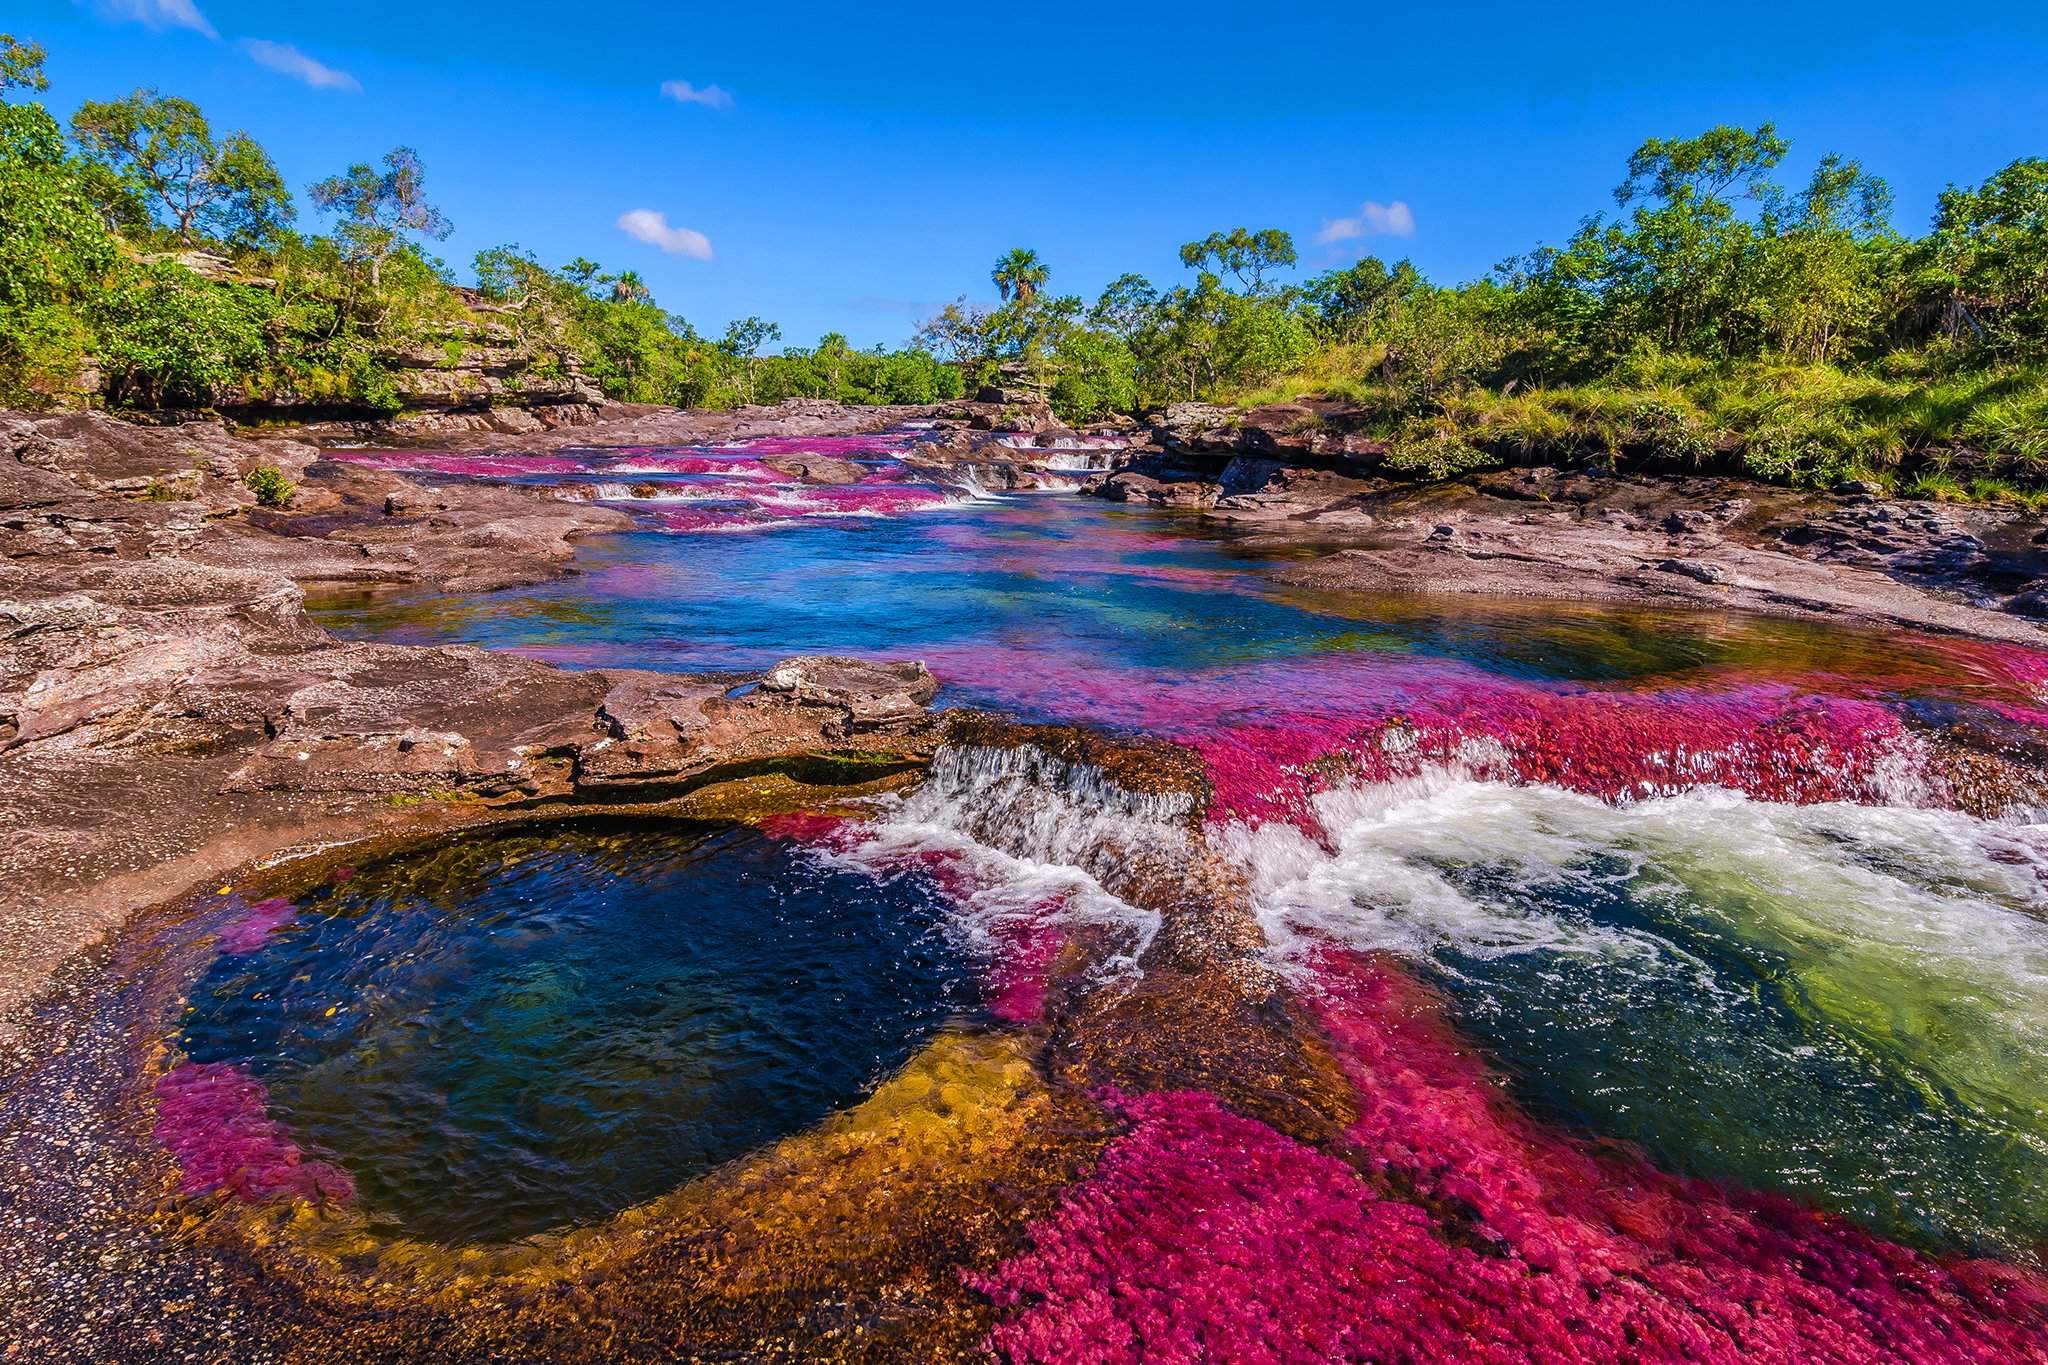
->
[1219, 457, 1287, 496]
[1094, 471, 1220, 510]
[758, 656, 939, 729]
[2005, 579, 2048, 618]
[384, 487, 451, 516]
[575, 657, 940, 796]
[1655, 558, 1729, 584]
[758, 454, 867, 485]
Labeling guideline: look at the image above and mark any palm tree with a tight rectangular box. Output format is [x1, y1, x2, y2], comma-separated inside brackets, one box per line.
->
[991, 248, 1048, 306]
[610, 270, 650, 305]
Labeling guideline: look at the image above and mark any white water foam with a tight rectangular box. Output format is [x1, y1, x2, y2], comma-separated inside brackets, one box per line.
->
[1225, 771, 2048, 972]
[822, 744, 1181, 972]
[1221, 770, 2048, 1133]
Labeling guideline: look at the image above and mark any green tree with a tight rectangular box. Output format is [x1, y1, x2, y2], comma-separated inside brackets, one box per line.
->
[1050, 329, 1137, 421]
[0, 59, 117, 403]
[1302, 255, 1422, 345]
[1088, 273, 1160, 345]
[991, 247, 1048, 306]
[1521, 123, 1790, 363]
[913, 296, 997, 390]
[1, 33, 48, 96]
[1926, 157, 2048, 353]
[1764, 154, 1896, 361]
[610, 269, 650, 305]
[1178, 228, 1297, 295]
[69, 90, 292, 247]
[718, 315, 781, 402]
[309, 147, 452, 289]
[1376, 283, 1506, 403]
[90, 259, 273, 407]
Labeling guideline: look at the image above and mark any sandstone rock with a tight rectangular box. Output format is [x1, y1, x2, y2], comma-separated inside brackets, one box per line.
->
[1095, 471, 1221, 510]
[758, 656, 940, 729]
[758, 454, 867, 485]
[1656, 557, 1728, 584]
[574, 657, 940, 797]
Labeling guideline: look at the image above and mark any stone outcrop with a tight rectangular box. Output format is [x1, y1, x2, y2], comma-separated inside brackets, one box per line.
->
[0, 404, 959, 1041]
[1274, 466, 2048, 641]
[578, 658, 939, 797]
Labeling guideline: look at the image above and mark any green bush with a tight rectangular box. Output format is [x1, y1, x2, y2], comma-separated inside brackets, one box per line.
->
[90, 260, 272, 408]
[243, 464, 293, 507]
[1051, 330, 1138, 421]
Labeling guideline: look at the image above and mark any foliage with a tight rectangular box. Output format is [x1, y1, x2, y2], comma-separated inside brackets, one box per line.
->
[3, 24, 2047, 501]
[309, 147, 451, 288]
[1050, 329, 1137, 420]
[70, 90, 291, 246]
[0, 90, 117, 403]
[243, 464, 293, 507]
[90, 259, 273, 407]
[1, 33, 48, 96]
[1925, 157, 2048, 355]
[1178, 228, 1297, 295]
[991, 248, 1048, 306]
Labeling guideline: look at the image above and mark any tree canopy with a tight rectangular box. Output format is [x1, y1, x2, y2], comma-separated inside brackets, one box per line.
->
[70, 90, 292, 247]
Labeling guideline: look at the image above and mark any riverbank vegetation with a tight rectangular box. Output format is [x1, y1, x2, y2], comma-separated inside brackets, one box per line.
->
[0, 33, 960, 416]
[2, 28, 2044, 493]
[967, 128, 2048, 494]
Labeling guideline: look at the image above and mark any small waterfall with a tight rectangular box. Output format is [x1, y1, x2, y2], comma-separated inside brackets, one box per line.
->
[949, 466, 1002, 503]
[922, 743, 1196, 827]
[824, 742, 1192, 971]
[1038, 450, 1117, 473]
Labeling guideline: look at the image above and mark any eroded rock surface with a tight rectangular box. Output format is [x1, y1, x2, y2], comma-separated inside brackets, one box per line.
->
[0, 407, 953, 1042]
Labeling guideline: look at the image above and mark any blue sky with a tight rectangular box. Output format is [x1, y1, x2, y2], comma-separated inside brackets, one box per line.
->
[18, 0, 2048, 348]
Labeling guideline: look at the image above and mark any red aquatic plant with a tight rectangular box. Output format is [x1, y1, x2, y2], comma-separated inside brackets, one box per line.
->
[983, 917, 1064, 1026]
[969, 952, 2048, 1362]
[1194, 680, 1927, 832]
[153, 1062, 355, 1206]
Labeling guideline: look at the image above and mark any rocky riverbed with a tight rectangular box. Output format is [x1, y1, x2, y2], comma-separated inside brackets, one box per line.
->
[8, 395, 2048, 1037]
[9, 398, 2048, 1362]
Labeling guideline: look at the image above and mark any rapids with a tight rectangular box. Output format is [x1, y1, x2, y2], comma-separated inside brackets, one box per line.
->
[125, 431, 2048, 1358]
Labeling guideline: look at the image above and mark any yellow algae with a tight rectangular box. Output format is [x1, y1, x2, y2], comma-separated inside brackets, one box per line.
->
[185, 1029, 1112, 1360]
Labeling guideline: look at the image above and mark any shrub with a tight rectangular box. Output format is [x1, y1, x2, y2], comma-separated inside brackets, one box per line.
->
[243, 464, 293, 507]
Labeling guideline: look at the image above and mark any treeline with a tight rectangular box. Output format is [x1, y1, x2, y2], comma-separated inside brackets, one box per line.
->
[5, 28, 2046, 494]
[0, 33, 961, 416]
[940, 131, 2048, 493]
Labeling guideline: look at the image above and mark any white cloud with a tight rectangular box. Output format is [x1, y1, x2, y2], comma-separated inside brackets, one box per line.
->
[659, 79, 734, 110]
[616, 209, 714, 260]
[239, 39, 361, 92]
[94, 0, 217, 38]
[1315, 200, 1417, 243]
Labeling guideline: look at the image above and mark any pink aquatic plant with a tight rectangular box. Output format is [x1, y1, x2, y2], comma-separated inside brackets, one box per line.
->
[215, 896, 297, 953]
[756, 811, 852, 844]
[1193, 679, 1927, 832]
[982, 917, 1064, 1026]
[969, 953, 2048, 1362]
[153, 1062, 355, 1205]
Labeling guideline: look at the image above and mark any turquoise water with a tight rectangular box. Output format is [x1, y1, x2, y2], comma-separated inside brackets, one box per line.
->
[308, 493, 2020, 727]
